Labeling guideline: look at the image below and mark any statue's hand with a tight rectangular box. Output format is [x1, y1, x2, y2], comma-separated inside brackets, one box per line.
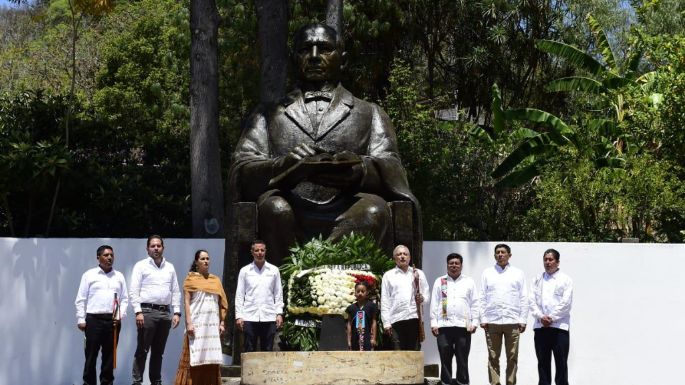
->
[273, 144, 321, 175]
[271, 144, 328, 188]
[310, 151, 364, 189]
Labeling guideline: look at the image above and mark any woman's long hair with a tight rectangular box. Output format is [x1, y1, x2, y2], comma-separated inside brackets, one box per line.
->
[189, 249, 208, 272]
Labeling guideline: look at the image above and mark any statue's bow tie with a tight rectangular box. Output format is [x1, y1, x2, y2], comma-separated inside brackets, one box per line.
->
[304, 91, 333, 101]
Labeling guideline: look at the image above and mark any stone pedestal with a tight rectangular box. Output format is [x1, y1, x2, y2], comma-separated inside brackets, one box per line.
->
[241, 351, 424, 385]
[319, 314, 348, 350]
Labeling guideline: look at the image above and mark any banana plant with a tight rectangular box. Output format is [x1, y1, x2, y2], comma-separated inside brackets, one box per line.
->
[480, 14, 658, 188]
[478, 84, 579, 187]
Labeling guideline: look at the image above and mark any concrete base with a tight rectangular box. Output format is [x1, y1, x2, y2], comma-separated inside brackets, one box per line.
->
[241, 351, 424, 385]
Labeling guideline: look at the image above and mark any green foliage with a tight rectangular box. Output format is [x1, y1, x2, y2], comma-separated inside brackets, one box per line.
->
[218, 0, 259, 148]
[633, 0, 685, 36]
[520, 155, 685, 242]
[280, 233, 394, 289]
[0, 0, 195, 237]
[385, 59, 534, 240]
[1, 0, 684, 242]
[0, 90, 70, 235]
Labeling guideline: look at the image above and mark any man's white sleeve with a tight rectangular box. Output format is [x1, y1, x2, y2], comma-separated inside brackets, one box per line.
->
[549, 278, 573, 322]
[119, 274, 129, 320]
[518, 273, 529, 324]
[380, 272, 391, 327]
[234, 268, 246, 319]
[129, 263, 142, 313]
[171, 267, 181, 314]
[429, 277, 441, 328]
[75, 273, 89, 324]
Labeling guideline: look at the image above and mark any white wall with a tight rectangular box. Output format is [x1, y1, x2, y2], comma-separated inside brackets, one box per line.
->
[421, 241, 685, 385]
[1, 239, 683, 385]
[0, 238, 225, 385]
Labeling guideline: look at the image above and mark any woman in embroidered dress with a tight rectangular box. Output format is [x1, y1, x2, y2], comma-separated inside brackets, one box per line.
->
[175, 250, 228, 385]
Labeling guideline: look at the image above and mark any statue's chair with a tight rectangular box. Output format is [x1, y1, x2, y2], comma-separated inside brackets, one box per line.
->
[222, 200, 419, 361]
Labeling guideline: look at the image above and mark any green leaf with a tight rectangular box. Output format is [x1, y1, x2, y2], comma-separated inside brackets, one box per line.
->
[546, 77, 604, 93]
[536, 39, 605, 76]
[602, 76, 633, 90]
[491, 83, 504, 138]
[586, 13, 617, 72]
[503, 108, 576, 147]
[594, 156, 626, 169]
[467, 124, 494, 143]
[491, 135, 549, 178]
[494, 163, 542, 188]
[587, 119, 617, 136]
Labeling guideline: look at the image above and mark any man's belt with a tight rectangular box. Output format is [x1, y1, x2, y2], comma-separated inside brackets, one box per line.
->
[140, 303, 170, 312]
[86, 313, 114, 320]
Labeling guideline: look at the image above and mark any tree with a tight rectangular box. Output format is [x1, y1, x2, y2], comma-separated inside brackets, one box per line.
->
[0, 91, 69, 236]
[487, 15, 658, 187]
[255, 0, 288, 104]
[384, 59, 534, 240]
[190, 0, 224, 237]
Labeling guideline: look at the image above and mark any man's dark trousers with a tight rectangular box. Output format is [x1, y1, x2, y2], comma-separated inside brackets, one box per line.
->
[132, 308, 171, 385]
[243, 321, 277, 351]
[389, 318, 420, 350]
[437, 326, 471, 385]
[83, 313, 120, 385]
[534, 327, 569, 385]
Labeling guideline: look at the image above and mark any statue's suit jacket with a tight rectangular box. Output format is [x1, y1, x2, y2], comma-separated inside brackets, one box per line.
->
[228, 84, 422, 257]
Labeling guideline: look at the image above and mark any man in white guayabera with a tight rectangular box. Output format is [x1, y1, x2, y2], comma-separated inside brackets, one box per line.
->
[479, 244, 529, 385]
[234, 240, 284, 352]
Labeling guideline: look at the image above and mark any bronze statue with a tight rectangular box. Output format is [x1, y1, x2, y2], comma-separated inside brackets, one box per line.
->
[228, 23, 421, 265]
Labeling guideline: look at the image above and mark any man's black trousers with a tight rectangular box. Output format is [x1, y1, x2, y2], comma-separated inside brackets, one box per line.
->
[437, 326, 471, 385]
[534, 327, 570, 385]
[83, 313, 120, 385]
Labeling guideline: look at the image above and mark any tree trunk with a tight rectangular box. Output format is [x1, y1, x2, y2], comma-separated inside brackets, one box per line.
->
[255, 0, 288, 104]
[190, 0, 224, 238]
[326, 0, 343, 38]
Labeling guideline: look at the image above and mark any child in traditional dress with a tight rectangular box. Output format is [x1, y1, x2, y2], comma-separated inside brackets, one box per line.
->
[345, 281, 378, 351]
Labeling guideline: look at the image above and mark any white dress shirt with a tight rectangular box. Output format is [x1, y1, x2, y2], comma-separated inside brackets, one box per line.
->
[429, 274, 480, 329]
[234, 261, 284, 322]
[480, 263, 529, 324]
[129, 257, 181, 314]
[381, 266, 429, 326]
[75, 267, 129, 324]
[531, 269, 573, 330]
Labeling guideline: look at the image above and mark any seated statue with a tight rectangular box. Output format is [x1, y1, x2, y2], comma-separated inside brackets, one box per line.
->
[228, 23, 421, 265]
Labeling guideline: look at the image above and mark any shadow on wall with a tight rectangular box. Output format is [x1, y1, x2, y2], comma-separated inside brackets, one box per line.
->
[0, 238, 225, 385]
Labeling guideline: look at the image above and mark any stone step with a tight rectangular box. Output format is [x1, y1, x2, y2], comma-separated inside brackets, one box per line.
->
[221, 364, 241, 378]
[221, 377, 442, 385]
[241, 351, 424, 385]
[222, 363, 438, 378]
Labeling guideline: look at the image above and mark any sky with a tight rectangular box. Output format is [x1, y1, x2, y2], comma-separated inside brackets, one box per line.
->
[0, 0, 19, 9]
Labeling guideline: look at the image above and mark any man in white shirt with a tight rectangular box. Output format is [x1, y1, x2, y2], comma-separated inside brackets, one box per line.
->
[479, 244, 528, 385]
[531, 249, 573, 385]
[430, 253, 479, 385]
[75, 245, 129, 385]
[381, 244, 429, 350]
[235, 240, 284, 351]
[129, 235, 181, 385]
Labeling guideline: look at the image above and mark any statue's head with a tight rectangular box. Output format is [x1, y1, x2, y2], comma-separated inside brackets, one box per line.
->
[292, 23, 346, 84]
